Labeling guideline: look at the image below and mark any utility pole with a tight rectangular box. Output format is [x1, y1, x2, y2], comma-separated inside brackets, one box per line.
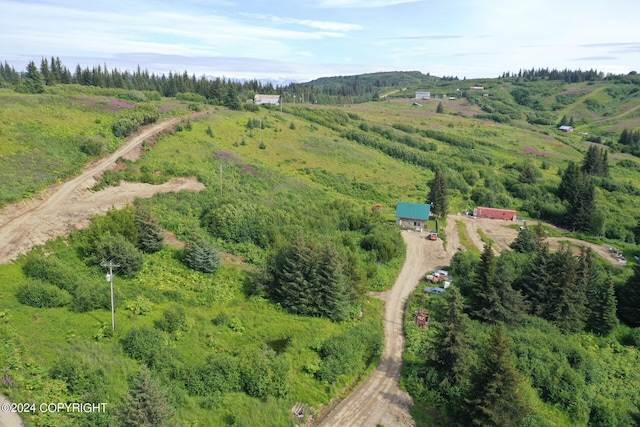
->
[101, 261, 120, 331]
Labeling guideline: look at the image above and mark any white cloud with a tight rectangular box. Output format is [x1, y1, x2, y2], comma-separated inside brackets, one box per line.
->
[317, 0, 421, 8]
[241, 13, 362, 32]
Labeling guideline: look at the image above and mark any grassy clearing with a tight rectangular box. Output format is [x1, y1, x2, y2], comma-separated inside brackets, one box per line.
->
[476, 228, 494, 246]
[455, 219, 480, 253]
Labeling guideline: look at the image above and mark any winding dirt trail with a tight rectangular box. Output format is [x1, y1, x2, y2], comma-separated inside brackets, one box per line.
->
[0, 112, 212, 427]
[0, 111, 212, 265]
[317, 229, 454, 427]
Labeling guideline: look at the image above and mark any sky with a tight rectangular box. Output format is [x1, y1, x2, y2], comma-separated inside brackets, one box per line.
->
[2, 0, 639, 83]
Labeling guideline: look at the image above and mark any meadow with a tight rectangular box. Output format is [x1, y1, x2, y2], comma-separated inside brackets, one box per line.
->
[1, 71, 640, 426]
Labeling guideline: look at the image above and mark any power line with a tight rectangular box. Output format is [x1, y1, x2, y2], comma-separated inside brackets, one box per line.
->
[101, 260, 120, 331]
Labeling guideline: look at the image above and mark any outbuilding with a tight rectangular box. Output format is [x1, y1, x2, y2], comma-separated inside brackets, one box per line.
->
[254, 94, 280, 105]
[396, 202, 431, 230]
[473, 206, 517, 221]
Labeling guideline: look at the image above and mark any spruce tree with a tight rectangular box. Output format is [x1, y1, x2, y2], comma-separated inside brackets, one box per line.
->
[22, 61, 45, 93]
[117, 367, 175, 427]
[183, 238, 221, 273]
[559, 162, 597, 232]
[135, 207, 164, 253]
[617, 264, 640, 327]
[436, 101, 444, 113]
[427, 168, 449, 219]
[516, 246, 553, 316]
[317, 244, 350, 321]
[265, 236, 353, 321]
[468, 243, 499, 322]
[431, 286, 473, 385]
[547, 247, 585, 333]
[586, 278, 618, 335]
[465, 324, 530, 426]
[582, 145, 609, 177]
[469, 244, 523, 324]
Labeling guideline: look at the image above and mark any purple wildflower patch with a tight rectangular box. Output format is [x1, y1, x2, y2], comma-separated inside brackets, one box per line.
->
[523, 147, 551, 156]
[242, 164, 258, 175]
[110, 100, 135, 108]
[213, 151, 238, 160]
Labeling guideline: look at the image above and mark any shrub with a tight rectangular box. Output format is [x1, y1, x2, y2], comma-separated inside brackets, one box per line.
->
[80, 136, 108, 156]
[316, 323, 383, 383]
[154, 306, 188, 333]
[183, 239, 221, 273]
[93, 233, 144, 277]
[16, 279, 72, 308]
[72, 281, 112, 312]
[121, 326, 165, 367]
[86, 207, 139, 249]
[22, 253, 79, 293]
[50, 356, 106, 396]
[360, 225, 404, 263]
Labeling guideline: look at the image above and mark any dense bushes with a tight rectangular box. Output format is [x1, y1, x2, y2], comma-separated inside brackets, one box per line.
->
[201, 201, 282, 248]
[16, 279, 72, 308]
[121, 326, 168, 368]
[316, 323, 383, 383]
[112, 105, 160, 137]
[181, 350, 290, 399]
[360, 224, 404, 263]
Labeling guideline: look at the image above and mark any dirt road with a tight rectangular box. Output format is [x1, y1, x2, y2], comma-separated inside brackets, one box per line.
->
[0, 395, 24, 427]
[317, 229, 453, 427]
[0, 112, 211, 265]
[452, 215, 625, 265]
[0, 112, 211, 427]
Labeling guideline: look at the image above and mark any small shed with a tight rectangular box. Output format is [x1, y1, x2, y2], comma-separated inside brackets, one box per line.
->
[473, 207, 517, 221]
[254, 94, 280, 105]
[396, 202, 431, 230]
[558, 125, 574, 132]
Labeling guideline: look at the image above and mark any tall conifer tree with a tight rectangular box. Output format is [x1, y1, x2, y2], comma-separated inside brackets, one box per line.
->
[428, 168, 449, 219]
[465, 324, 530, 426]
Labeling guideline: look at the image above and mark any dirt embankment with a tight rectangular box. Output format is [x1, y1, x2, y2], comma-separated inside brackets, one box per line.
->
[316, 230, 453, 427]
[0, 112, 212, 265]
[452, 214, 625, 265]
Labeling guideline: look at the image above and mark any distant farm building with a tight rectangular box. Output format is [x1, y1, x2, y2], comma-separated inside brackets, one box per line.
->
[558, 125, 574, 132]
[474, 207, 517, 221]
[254, 94, 280, 105]
[470, 86, 484, 90]
[415, 91, 431, 100]
[396, 202, 431, 230]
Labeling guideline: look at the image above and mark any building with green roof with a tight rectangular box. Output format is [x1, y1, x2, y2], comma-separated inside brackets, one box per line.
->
[396, 202, 431, 230]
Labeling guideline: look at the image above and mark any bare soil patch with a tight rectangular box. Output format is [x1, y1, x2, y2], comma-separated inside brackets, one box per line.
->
[452, 215, 624, 265]
[0, 111, 212, 265]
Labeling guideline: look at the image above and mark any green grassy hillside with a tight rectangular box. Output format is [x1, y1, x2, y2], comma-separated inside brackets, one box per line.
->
[1, 72, 640, 426]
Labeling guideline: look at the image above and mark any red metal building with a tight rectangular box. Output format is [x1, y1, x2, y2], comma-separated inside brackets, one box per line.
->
[473, 207, 517, 220]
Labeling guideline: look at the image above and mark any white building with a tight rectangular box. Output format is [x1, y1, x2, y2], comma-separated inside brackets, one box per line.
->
[254, 94, 280, 105]
[415, 91, 431, 100]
